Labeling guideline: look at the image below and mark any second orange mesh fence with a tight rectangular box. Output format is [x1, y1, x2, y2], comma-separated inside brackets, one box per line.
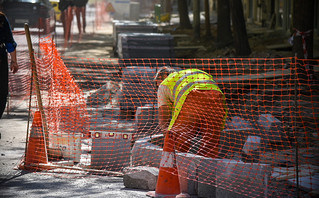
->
[16, 36, 319, 197]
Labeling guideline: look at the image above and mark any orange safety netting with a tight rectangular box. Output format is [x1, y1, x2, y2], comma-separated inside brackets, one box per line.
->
[9, 35, 319, 197]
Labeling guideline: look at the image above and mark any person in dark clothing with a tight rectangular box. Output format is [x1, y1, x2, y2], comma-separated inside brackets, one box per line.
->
[0, 12, 19, 118]
[74, 0, 88, 36]
[59, 0, 74, 45]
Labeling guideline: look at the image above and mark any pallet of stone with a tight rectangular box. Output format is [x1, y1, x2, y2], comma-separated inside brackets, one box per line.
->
[113, 20, 158, 54]
[117, 33, 174, 59]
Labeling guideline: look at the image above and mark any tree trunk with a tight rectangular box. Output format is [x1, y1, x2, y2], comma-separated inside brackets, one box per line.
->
[217, 0, 233, 47]
[293, 0, 314, 59]
[193, 0, 200, 39]
[230, 0, 251, 56]
[178, 0, 192, 29]
[205, 0, 212, 37]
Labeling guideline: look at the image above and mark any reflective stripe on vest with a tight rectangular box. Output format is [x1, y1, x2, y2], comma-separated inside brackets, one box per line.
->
[161, 69, 224, 130]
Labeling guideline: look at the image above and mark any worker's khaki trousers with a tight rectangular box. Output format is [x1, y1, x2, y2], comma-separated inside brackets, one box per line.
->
[170, 89, 226, 158]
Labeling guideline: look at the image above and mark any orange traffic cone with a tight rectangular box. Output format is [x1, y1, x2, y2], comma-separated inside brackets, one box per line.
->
[147, 133, 180, 198]
[24, 111, 48, 169]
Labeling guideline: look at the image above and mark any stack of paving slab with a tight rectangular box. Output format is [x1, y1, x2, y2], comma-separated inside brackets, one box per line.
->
[112, 20, 158, 55]
[117, 33, 175, 59]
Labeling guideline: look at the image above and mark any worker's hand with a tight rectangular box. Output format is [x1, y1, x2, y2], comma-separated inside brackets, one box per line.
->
[10, 60, 18, 74]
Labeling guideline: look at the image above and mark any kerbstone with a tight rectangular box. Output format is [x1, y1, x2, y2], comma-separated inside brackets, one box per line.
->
[131, 135, 162, 167]
[216, 159, 272, 198]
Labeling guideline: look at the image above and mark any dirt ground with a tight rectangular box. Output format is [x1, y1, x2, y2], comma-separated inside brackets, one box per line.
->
[160, 22, 318, 59]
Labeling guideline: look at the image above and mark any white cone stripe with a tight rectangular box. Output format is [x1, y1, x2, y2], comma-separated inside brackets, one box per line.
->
[160, 151, 175, 168]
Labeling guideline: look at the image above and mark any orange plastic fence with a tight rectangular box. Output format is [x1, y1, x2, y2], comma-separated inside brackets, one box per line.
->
[9, 35, 319, 197]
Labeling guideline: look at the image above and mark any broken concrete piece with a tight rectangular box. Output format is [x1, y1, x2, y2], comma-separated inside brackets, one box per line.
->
[123, 166, 159, 190]
[242, 136, 261, 163]
[257, 114, 290, 148]
[242, 136, 261, 154]
[87, 81, 120, 105]
[227, 116, 253, 129]
[258, 114, 281, 131]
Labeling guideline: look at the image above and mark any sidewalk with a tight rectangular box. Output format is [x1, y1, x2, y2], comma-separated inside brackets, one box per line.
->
[0, 22, 148, 198]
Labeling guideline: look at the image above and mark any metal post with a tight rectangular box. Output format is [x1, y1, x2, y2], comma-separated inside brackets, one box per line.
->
[293, 55, 300, 197]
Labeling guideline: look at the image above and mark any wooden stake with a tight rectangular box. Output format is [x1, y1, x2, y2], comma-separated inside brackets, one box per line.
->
[24, 23, 49, 161]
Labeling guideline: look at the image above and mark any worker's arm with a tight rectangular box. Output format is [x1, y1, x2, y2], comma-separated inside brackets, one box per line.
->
[9, 50, 18, 74]
[158, 105, 171, 135]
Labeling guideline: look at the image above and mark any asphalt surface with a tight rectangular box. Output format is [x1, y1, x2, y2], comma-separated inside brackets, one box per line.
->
[0, 18, 149, 198]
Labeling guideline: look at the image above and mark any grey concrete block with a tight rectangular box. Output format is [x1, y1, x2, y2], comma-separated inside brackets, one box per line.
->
[258, 114, 281, 131]
[135, 105, 158, 137]
[288, 173, 319, 192]
[123, 166, 159, 190]
[176, 153, 203, 196]
[90, 132, 133, 171]
[131, 135, 162, 168]
[216, 159, 271, 198]
[197, 157, 219, 198]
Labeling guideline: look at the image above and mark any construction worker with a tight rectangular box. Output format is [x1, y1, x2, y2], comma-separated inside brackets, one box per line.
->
[154, 66, 227, 158]
[0, 12, 19, 118]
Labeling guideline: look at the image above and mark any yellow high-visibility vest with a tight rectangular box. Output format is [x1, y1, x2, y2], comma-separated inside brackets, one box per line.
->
[161, 69, 227, 130]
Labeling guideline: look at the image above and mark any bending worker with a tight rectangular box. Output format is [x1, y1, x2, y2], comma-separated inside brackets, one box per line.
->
[154, 67, 227, 158]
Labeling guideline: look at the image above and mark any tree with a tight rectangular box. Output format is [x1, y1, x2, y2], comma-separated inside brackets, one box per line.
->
[230, 0, 251, 56]
[177, 0, 192, 29]
[217, 0, 233, 47]
[193, 0, 200, 39]
[204, 0, 212, 37]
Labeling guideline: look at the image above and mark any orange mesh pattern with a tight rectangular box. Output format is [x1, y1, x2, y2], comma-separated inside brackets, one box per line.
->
[10, 35, 319, 197]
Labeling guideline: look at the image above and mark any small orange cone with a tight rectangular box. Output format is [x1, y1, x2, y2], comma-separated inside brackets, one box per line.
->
[24, 111, 48, 169]
[147, 133, 180, 198]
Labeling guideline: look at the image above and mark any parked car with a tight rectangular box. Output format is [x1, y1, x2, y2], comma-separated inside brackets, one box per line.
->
[50, 0, 61, 22]
[1, 0, 55, 33]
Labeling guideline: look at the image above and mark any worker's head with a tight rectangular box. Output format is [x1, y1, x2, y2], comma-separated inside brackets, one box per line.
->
[154, 66, 176, 89]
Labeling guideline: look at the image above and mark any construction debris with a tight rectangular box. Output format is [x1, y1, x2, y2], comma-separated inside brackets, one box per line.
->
[123, 166, 159, 190]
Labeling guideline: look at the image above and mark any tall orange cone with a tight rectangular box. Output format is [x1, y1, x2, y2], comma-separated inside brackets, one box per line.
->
[147, 133, 180, 198]
[24, 111, 48, 169]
